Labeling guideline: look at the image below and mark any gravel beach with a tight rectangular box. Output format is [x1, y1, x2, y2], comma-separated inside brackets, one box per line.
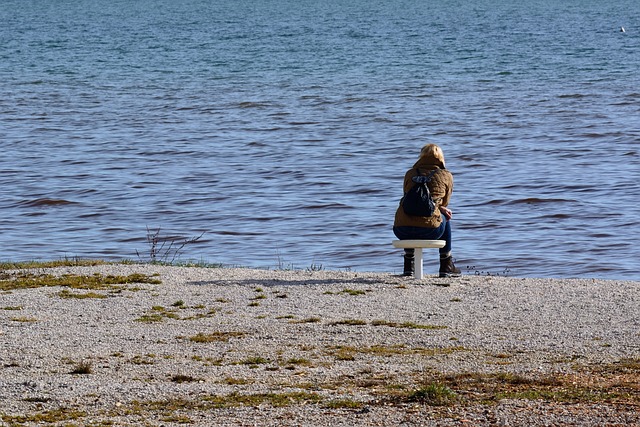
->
[1, 264, 638, 426]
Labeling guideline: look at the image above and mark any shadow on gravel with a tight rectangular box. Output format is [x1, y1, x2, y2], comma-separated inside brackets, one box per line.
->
[187, 277, 396, 287]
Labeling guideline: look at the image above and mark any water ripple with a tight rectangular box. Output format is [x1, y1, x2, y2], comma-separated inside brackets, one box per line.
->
[1, 0, 639, 279]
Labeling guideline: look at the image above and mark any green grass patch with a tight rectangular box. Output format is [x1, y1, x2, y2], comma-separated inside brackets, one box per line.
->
[130, 354, 156, 365]
[133, 391, 323, 412]
[161, 414, 194, 424]
[495, 388, 619, 403]
[57, 289, 107, 299]
[137, 303, 217, 323]
[135, 313, 165, 323]
[371, 319, 447, 330]
[223, 377, 253, 385]
[332, 347, 356, 361]
[0, 258, 106, 270]
[329, 318, 367, 326]
[338, 288, 366, 296]
[191, 355, 224, 366]
[135, 306, 180, 322]
[238, 356, 269, 366]
[578, 358, 640, 374]
[10, 316, 37, 323]
[407, 382, 458, 406]
[69, 361, 93, 375]
[434, 368, 640, 405]
[324, 399, 364, 409]
[188, 331, 246, 343]
[171, 374, 200, 383]
[204, 391, 323, 407]
[327, 344, 467, 359]
[290, 317, 321, 324]
[1, 408, 87, 424]
[282, 357, 314, 368]
[0, 272, 161, 292]
[159, 260, 224, 268]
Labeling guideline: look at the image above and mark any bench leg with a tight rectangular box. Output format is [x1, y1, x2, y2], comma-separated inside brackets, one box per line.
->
[415, 248, 423, 280]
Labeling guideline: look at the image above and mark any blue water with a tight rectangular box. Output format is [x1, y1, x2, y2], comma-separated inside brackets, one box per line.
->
[2, 0, 639, 279]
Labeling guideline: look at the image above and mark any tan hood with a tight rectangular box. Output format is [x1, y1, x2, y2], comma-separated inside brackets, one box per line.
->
[413, 152, 445, 170]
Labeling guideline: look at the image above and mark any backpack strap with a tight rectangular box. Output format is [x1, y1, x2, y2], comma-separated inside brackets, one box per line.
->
[411, 168, 438, 184]
[415, 168, 437, 180]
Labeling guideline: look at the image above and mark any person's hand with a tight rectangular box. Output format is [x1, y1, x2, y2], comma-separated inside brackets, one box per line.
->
[440, 206, 453, 221]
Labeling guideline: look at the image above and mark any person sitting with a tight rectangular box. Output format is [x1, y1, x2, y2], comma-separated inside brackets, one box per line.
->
[393, 143, 461, 278]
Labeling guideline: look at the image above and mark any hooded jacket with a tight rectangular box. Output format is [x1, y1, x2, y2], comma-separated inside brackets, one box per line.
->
[393, 154, 453, 229]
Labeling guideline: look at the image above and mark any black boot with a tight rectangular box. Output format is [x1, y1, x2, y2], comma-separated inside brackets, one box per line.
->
[403, 249, 414, 276]
[439, 255, 461, 278]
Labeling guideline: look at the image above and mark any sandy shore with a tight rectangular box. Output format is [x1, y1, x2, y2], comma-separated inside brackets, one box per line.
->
[1, 264, 639, 426]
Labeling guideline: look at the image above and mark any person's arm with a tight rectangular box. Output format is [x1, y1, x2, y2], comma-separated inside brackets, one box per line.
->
[439, 172, 453, 220]
[439, 206, 453, 220]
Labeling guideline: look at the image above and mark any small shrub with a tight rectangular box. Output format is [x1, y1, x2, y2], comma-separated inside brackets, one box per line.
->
[370, 319, 447, 330]
[307, 263, 324, 272]
[57, 289, 107, 299]
[131, 355, 155, 365]
[224, 377, 252, 385]
[136, 226, 205, 264]
[339, 288, 366, 296]
[325, 399, 363, 409]
[11, 316, 37, 323]
[69, 361, 93, 375]
[171, 374, 199, 383]
[135, 313, 164, 323]
[331, 347, 356, 361]
[408, 382, 457, 406]
[283, 358, 313, 367]
[189, 331, 245, 343]
[290, 317, 321, 324]
[240, 356, 269, 366]
[330, 319, 367, 326]
[0, 408, 87, 424]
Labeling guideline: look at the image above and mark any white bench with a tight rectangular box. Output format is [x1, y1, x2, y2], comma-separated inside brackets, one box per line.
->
[392, 239, 446, 279]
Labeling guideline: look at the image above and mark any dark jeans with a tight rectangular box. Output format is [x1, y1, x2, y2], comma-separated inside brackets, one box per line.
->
[393, 215, 452, 256]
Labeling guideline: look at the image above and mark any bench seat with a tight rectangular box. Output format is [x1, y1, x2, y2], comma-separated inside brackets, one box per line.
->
[392, 239, 445, 279]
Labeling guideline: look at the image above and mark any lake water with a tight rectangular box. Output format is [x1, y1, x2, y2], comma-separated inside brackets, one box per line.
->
[2, 0, 639, 279]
